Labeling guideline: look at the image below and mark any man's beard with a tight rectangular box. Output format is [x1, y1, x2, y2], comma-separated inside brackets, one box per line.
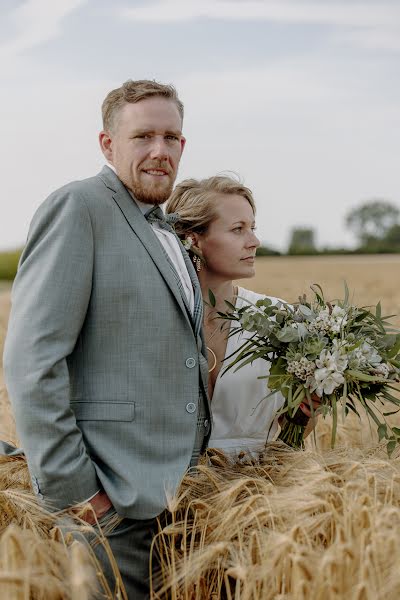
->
[129, 178, 174, 205]
[120, 166, 175, 205]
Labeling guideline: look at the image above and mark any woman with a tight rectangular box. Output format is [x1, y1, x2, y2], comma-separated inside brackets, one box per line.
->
[166, 176, 317, 456]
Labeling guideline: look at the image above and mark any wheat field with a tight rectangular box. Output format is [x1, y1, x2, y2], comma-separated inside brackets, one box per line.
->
[1, 255, 400, 599]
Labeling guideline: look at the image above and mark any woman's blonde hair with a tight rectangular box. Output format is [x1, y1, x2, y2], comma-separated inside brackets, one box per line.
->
[166, 175, 256, 240]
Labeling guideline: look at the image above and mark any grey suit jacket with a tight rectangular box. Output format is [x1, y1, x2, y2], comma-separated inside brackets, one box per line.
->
[3, 167, 210, 519]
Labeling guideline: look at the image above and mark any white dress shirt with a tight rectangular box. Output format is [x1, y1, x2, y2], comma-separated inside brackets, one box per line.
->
[106, 165, 194, 314]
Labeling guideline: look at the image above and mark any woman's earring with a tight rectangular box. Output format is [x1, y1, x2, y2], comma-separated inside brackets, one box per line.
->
[192, 255, 202, 272]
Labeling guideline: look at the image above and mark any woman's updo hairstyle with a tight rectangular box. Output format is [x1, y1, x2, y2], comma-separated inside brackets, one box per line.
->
[165, 175, 256, 241]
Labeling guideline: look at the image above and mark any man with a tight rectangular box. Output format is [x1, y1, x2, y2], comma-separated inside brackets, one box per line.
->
[3, 80, 211, 598]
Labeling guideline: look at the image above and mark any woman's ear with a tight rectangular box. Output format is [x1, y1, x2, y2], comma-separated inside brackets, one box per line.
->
[185, 232, 201, 250]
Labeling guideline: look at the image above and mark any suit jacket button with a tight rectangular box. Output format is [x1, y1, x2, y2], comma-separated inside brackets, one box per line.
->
[186, 402, 196, 413]
[185, 357, 196, 368]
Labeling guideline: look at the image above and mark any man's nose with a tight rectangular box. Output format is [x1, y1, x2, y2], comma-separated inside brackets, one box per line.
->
[149, 136, 169, 159]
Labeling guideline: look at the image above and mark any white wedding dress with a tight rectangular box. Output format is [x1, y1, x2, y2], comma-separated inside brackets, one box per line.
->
[208, 287, 285, 456]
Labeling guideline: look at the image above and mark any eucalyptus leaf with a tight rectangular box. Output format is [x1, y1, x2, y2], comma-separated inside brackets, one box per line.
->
[378, 423, 387, 441]
[387, 440, 396, 457]
[208, 288, 216, 307]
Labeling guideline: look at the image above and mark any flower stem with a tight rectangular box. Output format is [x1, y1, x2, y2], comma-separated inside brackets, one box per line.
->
[278, 416, 306, 449]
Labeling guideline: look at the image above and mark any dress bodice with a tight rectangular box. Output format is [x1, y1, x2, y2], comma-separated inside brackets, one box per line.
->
[208, 287, 285, 456]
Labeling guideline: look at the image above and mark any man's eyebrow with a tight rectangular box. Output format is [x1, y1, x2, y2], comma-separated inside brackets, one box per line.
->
[131, 128, 182, 136]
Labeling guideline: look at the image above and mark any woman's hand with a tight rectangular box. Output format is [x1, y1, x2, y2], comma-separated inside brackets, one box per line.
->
[300, 394, 321, 438]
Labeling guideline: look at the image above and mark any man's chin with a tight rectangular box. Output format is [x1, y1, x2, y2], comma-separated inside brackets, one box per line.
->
[130, 182, 173, 205]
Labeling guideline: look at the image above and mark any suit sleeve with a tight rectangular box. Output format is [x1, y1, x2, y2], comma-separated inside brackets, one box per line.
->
[3, 188, 100, 509]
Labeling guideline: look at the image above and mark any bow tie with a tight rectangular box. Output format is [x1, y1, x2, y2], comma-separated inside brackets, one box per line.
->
[145, 206, 180, 231]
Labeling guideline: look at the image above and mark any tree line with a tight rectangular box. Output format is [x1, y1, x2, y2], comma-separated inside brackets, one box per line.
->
[258, 199, 400, 256]
[1, 199, 400, 279]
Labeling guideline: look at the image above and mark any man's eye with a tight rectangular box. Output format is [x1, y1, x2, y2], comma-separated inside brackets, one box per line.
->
[233, 227, 243, 232]
[165, 135, 179, 141]
[135, 134, 151, 139]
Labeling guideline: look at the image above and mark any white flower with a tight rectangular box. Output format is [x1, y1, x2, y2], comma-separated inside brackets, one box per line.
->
[314, 368, 345, 396]
[361, 342, 381, 366]
[372, 363, 390, 378]
[332, 338, 349, 353]
[309, 347, 348, 397]
[329, 306, 348, 333]
[287, 357, 316, 381]
[331, 305, 348, 322]
[316, 349, 336, 370]
[318, 308, 330, 321]
[315, 349, 348, 373]
[309, 305, 349, 335]
[348, 341, 382, 369]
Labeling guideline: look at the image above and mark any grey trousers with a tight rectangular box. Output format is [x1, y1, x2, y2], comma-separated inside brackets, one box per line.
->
[91, 398, 209, 599]
[89, 509, 164, 600]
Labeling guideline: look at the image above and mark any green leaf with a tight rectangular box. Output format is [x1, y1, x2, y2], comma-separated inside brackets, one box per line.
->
[343, 280, 350, 306]
[331, 395, 337, 449]
[375, 301, 382, 320]
[392, 427, 400, 436]
[381, 391, 400, 406]
[231, 348, 272, 371]
[298, 305, 313, 318]
[208, 288, 216, 307]
[293, 385, 306, 404]
[346, 370, 386, 383]
[276, 326, 299, 343]
[383, 410, 400, 417]
[224, 300, 237, 311]
[387, 334, 400, 358]
[310, 283, 325, 305]
[378, 423, 387, 441]
[387, 440, 396, 457]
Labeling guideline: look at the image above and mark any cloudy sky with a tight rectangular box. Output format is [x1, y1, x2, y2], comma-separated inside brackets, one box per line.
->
[1, 0, 399, 251]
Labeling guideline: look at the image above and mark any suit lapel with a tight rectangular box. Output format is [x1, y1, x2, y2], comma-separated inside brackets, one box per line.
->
[98, 167, 192, 329]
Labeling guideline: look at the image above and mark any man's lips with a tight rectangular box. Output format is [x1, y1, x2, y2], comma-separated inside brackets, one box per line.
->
[241, 256, 256, 262]
[142, 168, 169, 176]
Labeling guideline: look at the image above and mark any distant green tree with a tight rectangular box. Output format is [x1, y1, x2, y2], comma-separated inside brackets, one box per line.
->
[288, 228, 316, 255]
[383, 224, 400, 249]
[346, 199, 399, 247]
[0, 249, 21, 280]
[256, 245, 281, 256]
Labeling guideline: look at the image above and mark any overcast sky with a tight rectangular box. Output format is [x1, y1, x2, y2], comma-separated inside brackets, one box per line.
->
[1, 0, 399, 251]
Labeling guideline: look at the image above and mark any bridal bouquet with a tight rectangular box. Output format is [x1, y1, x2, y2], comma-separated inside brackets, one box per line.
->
[221, 284, 400, 454]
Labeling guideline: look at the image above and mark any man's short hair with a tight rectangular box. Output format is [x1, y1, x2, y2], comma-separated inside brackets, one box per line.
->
[102, 79, 184, 132]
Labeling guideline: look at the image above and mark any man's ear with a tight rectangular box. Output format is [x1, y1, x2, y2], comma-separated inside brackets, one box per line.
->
[99, 131, 113, 162]
[180, 136, 186, 155]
